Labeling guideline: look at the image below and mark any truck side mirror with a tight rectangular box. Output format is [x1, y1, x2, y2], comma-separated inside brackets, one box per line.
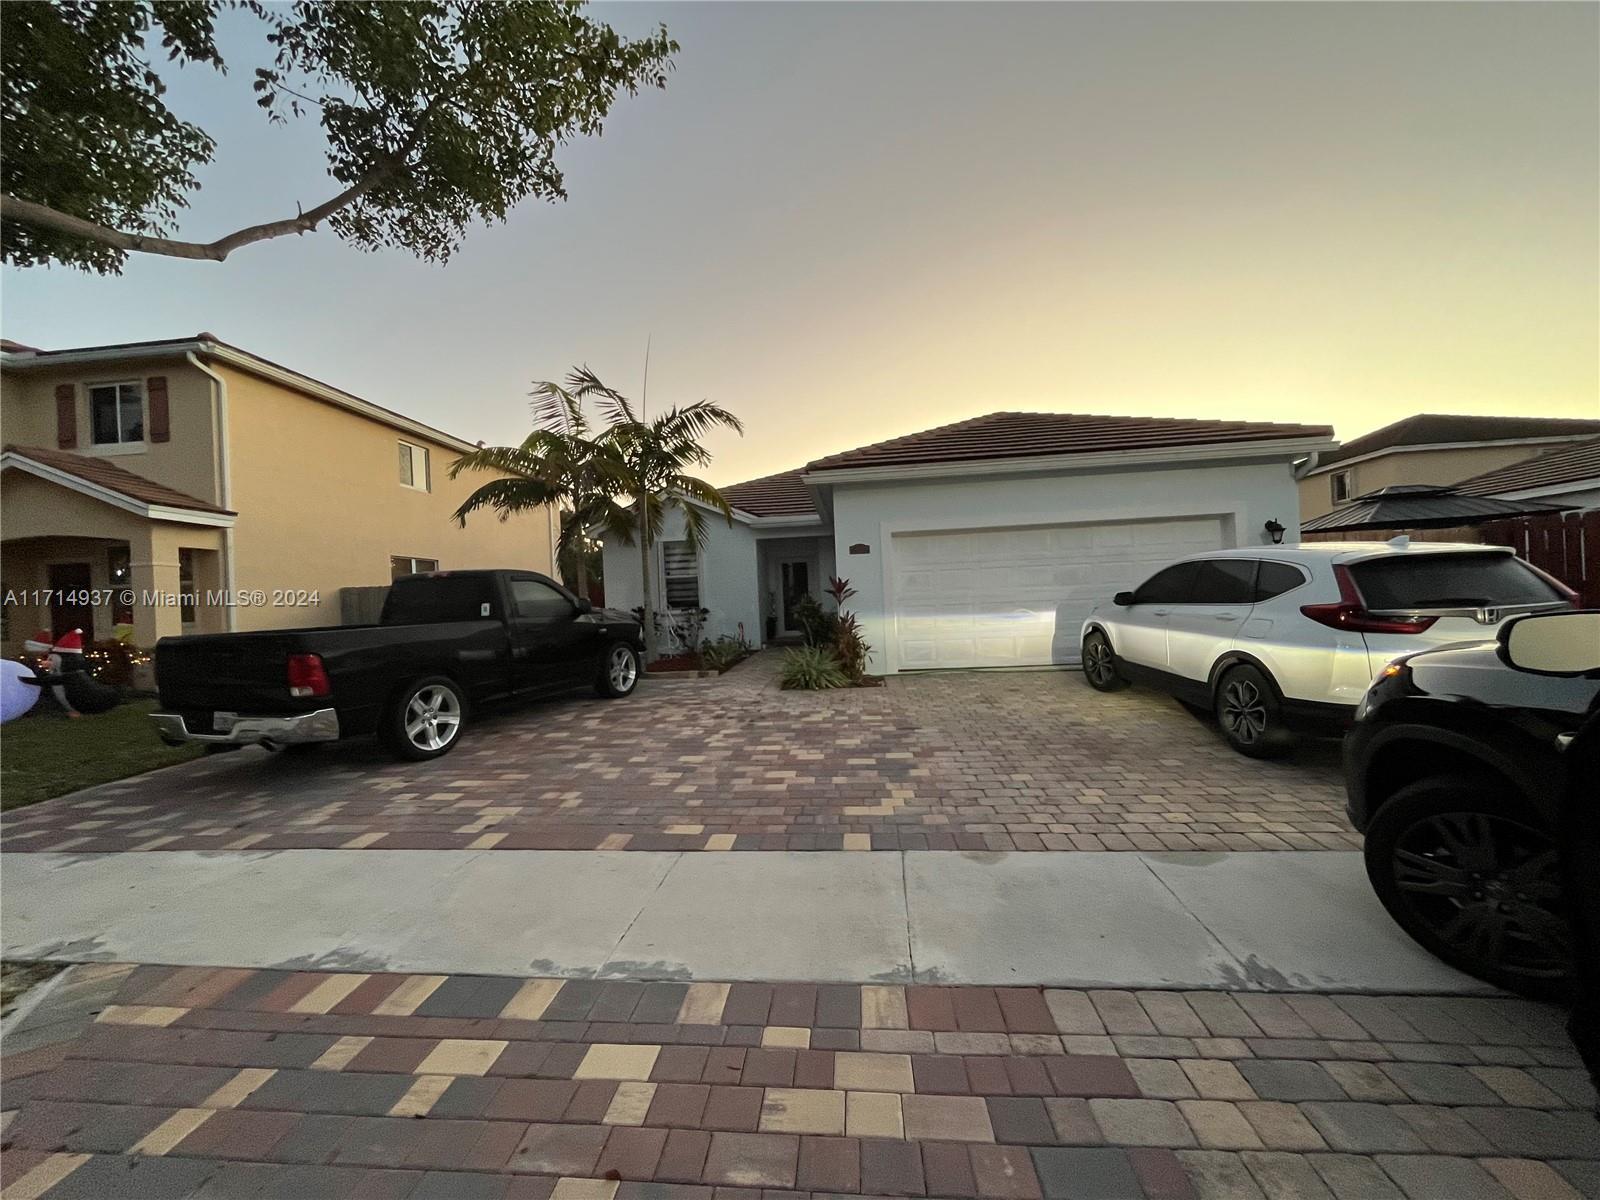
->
[1114, 591, 1136, 607]
[576, 598, 593, 615]
[1500, 611, 1600, 675]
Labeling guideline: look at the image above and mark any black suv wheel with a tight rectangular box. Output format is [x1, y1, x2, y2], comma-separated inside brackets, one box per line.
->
[1363, 775, 1573, 1000]
[1213, 663, 1291, 758]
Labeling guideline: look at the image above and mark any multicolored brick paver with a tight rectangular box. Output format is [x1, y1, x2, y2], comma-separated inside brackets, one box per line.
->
[2, 965, 1595, 1198]
[0, 655, 1353, 854]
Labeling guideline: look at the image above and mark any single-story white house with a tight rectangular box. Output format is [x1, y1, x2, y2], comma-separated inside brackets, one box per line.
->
[602, 411, 1336, 674]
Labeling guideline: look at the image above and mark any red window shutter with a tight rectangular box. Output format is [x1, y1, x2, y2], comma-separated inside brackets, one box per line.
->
[147, 376, 170, 442]
[55, 384, 77, 448]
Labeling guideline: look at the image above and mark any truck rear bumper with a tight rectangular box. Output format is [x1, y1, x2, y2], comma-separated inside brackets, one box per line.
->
[150, 708, 340, 747]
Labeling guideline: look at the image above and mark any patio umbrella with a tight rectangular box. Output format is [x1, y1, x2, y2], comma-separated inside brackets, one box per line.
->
[1300, 484, 1573, 533]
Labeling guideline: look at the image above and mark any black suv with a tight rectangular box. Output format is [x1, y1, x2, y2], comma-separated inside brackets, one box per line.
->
[1346, 609, 1599, 998]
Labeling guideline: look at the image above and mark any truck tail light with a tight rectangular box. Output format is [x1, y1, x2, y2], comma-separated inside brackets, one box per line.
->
[1300, 565, 1439, 635]
[286, 653, 331, 698]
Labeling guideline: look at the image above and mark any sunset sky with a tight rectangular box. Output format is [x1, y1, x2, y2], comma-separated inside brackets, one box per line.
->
[4, 2, 1596, 485]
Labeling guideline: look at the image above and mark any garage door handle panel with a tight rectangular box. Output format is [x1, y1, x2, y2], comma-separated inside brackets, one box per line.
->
[1215, 614, 1239, 622]
[1151, 609, 1170, 617]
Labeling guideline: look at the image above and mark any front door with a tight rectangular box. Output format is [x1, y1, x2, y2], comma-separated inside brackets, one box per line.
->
[780, 560, 812, 635]
[47, 563, 94, 642]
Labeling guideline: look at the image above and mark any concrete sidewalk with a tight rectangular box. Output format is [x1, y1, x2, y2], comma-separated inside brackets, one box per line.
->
[0, 849, 1487, 993]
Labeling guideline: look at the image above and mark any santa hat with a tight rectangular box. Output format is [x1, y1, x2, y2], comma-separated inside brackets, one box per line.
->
[23, 629, 84, 654]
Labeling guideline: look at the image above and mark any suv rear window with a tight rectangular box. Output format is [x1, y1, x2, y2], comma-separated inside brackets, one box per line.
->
[382, 575, 497, 625]
[1255, 561, 1307, 600]
[1349, 553, 1562, 609]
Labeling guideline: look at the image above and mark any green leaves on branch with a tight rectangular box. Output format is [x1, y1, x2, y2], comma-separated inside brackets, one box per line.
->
[1, 1, 678, 272]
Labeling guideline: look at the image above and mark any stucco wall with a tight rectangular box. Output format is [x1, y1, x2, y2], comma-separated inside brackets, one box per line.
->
[600, 507, 761, 648]
[1, 360, 222, 505]
[753, 532, 835, 635]
[830, 457, 1304, 674]
[1, 471, 227, 646]
[1298, 444, 1572, 520]
[219, 365, 555, 630]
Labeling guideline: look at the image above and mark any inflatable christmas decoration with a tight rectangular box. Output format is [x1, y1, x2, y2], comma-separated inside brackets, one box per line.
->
[0, 658, 41, 724]
[19, 629, 123, 717]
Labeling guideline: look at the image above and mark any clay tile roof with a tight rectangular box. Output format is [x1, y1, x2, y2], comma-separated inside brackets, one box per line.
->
[1311, 413, 1600, 471]
[3, 445, 232, 515]
[722, 468, 816, 517]
[803, 411, 1332, 473]
[1455, 435, 1600, 497]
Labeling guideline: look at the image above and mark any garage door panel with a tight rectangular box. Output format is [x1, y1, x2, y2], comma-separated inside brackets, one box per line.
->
[891, 516, 1225, 670]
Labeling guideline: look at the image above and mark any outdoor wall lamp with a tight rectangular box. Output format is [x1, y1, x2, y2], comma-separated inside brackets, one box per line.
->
[1264, 519, 1286, 545]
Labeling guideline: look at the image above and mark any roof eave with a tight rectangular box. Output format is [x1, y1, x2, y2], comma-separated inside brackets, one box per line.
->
[801, 435, 1336, 485]
[1302, 434, 1598, 477]
[1, 450, 237, 527]
[3, 338, 482, 456]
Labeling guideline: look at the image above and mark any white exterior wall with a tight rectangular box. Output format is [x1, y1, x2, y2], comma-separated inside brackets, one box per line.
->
[599, 508, 761, 647]
[828, 457, 1305, 675]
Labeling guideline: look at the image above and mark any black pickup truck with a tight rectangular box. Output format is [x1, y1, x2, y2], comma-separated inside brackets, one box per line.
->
[151, 570, 645, 761]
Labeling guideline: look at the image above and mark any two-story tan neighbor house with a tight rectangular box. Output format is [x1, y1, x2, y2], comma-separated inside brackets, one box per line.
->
[1, 334, 554, 652]
[1297, 413, 1600, 521]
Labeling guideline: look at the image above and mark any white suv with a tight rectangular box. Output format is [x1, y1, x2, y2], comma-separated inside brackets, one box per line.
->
[1080, 540, 1575, 757]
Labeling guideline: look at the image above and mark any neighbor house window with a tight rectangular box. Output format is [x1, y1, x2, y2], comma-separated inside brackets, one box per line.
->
[89, 382, 145, 445]
[391, 556, 440, 580]
[1330, 470, 1352, 503]
[398, 441, 430, 491]
[662, 541, 700, 608]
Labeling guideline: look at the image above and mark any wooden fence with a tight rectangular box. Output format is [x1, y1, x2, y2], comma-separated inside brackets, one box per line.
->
[1302, 509, 1599, 607]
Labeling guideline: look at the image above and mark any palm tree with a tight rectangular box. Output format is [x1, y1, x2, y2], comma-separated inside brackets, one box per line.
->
[567, 368, 743, 663]
[448, 381, 627, 601]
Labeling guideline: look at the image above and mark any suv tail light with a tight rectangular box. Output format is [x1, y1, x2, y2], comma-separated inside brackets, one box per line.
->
[286, 653, 331, 698]
[1300, 565, 1438, 635]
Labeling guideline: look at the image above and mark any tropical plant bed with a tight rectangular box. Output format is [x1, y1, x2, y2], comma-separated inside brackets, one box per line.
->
[646, 647, 755, 675]
[646, 653, 704, 673]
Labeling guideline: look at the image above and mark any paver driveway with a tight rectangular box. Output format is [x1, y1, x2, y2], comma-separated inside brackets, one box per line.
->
[3, 963, 1596, 1200]
[1, 655, 1354, 855]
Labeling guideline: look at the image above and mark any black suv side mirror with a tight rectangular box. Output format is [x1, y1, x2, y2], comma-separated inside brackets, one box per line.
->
[1113, 591, 1136, 607]
[1500, 610, 1600, 675]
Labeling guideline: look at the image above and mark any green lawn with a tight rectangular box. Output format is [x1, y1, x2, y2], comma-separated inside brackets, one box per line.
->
[1, 699, 203, 811]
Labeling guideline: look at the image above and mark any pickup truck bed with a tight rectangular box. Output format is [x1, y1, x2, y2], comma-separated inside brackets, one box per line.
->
[152, 570, 645, 760]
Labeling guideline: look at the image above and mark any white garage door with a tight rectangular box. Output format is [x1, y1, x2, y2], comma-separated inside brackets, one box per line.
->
[891, 517, 1226, 670]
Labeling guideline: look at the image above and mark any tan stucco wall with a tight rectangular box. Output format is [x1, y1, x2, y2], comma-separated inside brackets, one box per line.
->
[0, 360, 222, 506]
[1298, 443, 1574, 520]
[219, 364, 553, 630]
[1, 470, 227, 647]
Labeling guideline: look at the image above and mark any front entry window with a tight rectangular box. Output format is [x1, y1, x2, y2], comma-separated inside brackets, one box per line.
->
[781, 560, 811, 631]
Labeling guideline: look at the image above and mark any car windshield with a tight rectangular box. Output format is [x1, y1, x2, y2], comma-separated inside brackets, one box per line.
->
[1348, 553, 1561, 610]
[382, 575, 495, 625]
